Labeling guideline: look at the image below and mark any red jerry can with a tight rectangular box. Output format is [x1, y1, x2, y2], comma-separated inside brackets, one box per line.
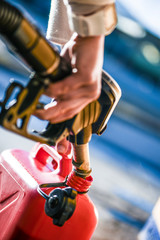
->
[0, 143, 98, 240]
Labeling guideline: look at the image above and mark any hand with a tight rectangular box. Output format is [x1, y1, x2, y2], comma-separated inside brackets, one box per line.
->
[34, 33, 104, 123]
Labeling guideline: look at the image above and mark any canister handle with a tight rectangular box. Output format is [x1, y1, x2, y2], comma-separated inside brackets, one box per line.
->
[31, 143, 62, 170]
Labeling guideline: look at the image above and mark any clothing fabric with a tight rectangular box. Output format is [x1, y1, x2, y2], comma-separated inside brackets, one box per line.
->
[47, 1, 72, 44]
[47, 0, 116, 44]
[138, 199, 160, 240]
[138, 216, 160, 240]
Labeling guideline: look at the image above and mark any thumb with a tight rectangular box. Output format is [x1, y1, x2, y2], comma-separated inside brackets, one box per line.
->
[56, 138, 71, 155]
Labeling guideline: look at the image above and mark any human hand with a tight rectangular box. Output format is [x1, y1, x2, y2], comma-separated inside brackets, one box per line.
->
[34, 33, 104, 123]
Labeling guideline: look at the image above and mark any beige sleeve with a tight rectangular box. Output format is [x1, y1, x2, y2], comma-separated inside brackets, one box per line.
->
[46, 0, 116, 44]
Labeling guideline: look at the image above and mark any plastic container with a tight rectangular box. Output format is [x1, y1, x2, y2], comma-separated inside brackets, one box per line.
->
[0, 143, 98, 240]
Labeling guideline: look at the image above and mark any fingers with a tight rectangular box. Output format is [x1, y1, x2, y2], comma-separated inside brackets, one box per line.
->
[44, 70, 101, 99]
[44, 72, 92, 98]
[44, 74, 79, 98]
[35, 96, 91, 123]
[34, 71, 101, 123]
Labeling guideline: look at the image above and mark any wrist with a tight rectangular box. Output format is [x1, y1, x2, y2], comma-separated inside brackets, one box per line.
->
[76, 34, 105, 51]
[73, 33, 104, 42]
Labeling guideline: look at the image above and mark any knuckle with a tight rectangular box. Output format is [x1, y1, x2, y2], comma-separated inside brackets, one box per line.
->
[67, 111, 76, 119]
[40, 113, 48, 120]
[95, 87, 101, 98]
[89, 83, 101, 100]
[86, 73, 95, 85]
[36, 110, 51, 121]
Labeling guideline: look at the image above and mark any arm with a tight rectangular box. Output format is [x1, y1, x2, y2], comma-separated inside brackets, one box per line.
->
[35, 0, 117, 121]
[34, 0, 117, 153]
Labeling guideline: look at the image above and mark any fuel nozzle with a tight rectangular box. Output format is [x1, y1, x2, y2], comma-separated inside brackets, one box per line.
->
[0, 1, 121, 146]
[67, 71, 121, 182]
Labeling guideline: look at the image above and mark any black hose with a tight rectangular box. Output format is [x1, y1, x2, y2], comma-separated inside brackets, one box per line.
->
[0, 0, 72, 79]
[0, 1, 22, 35]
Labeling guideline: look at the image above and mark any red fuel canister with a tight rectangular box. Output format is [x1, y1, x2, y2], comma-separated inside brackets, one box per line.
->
[0, 143, 98, 240]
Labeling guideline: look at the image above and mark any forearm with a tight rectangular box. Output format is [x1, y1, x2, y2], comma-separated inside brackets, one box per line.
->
[41, 0, 115, 125]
